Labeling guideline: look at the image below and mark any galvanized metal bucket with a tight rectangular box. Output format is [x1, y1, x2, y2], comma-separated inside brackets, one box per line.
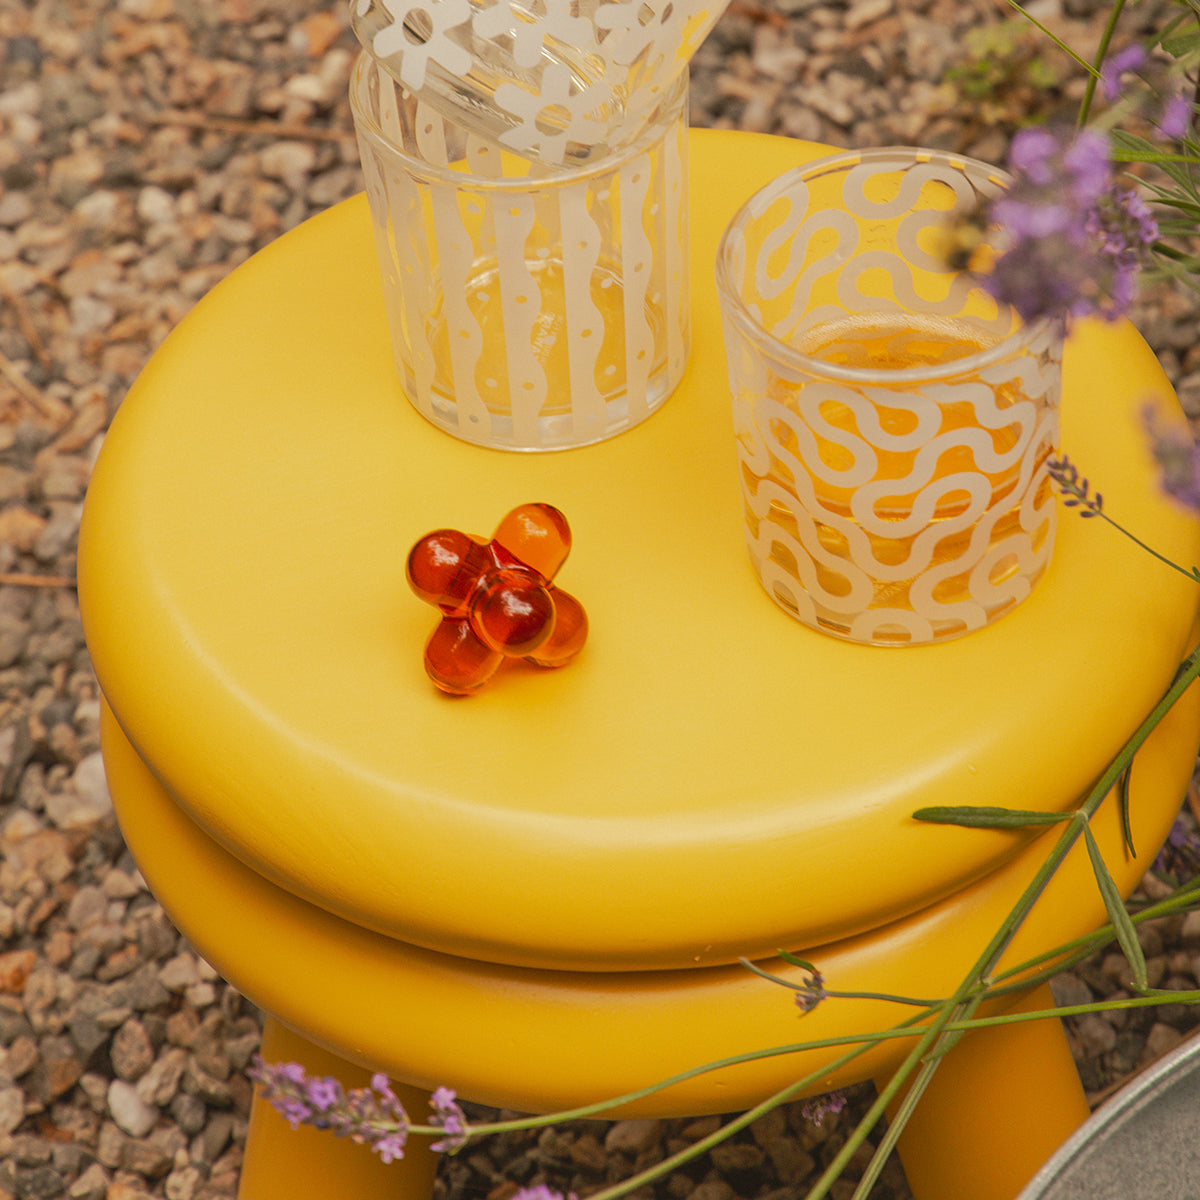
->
[1017, 1033, 1200, 1199]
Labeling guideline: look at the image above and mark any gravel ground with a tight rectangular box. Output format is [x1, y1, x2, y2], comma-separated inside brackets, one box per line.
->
[3, 2, 1200, 1199]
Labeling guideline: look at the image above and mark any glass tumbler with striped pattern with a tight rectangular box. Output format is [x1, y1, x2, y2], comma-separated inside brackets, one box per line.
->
[350, 53, 690, 451]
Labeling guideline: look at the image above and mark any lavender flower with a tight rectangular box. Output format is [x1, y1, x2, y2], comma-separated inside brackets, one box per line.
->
[1142, 403, 1200, 513]
[794, 965, 826, 1014]
[979, 126, 1157, 323]
[983, 237, 1091, 325]
[1101, 43, 1148, 102]
[1085, 186, 1158, 316]
[249, 1057, 411, 1161]
[1160, 92, 1195, 140]
[1007, 126, 1060, 183]
[372, 1134, 408, 1164]
[1046, 456, 1104, 517]
[1152, 814, 1200, 878]
[801, 1088, 848, 1128]
[1064, 128, 1114, 205]
[429, 1085, 469, 1153]
[307, 1078, 343, 1112]
[511, 1188, 573, 1200]
[1095, 38, 1195, 144]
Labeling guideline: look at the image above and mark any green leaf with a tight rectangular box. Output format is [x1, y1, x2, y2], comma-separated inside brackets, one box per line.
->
[1083, 824, 1148, 990]
[1118, 764, 1136, 858]
[1161, 31, 1200, 56]
[1155, 13, 1194, 53]
[1140, 181, 1200, 209]
[1111, 148, 1200, 166]
[1154, 203, 1200, 223]
[776, 950, 820, 973]
[1110, 129, 1160, 152]
[1108, 130, 1200, 170]
[912, 806, 1074, 829]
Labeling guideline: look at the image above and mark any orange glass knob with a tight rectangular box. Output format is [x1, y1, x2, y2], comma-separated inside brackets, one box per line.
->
[406, 503, 588, 695]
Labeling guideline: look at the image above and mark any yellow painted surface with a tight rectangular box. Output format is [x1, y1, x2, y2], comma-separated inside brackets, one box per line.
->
[77, 129, 1200, 1199]
[79, 131, 1200, 972]
[99, 677, 1197, 1117]
[887, 984, 1091, 1200]
[240, 1019, 438, 1200]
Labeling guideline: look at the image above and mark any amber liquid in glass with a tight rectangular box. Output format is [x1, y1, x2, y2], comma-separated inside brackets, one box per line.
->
[746, 313, 1055, 641]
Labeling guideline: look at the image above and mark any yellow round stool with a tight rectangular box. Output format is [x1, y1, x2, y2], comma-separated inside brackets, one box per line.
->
[78, 131, 1200, 1200]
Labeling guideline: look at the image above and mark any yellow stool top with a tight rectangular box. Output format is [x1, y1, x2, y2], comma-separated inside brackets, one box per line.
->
[79, 130, 1200, 974]
[96, 689, 1196, 1115]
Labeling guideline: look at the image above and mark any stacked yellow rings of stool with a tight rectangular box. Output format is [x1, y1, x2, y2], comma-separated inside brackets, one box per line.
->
[80, 132, 1200, 1190]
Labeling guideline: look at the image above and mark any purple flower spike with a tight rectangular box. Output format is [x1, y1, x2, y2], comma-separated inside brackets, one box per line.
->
[992, 195, 1073, 240]
[1160, 92, 1194, 141]
[793, 965, 827, 1014]
[1101, 43, 1148, 101]
[307, 1078, 344, 1112]
[249, 1057, 415, 1163]
[511, 1188, 573, 1200]
[277, 1098, 312, 1130]
[980, 125, 1153, 323]
[1008, 127, 1060, 183]
[1063, 128, 1112, 206]
[1153, 814, 1200, 877]
[1143, 403, 1200, 513]
[374, 1134, 408, 1164]
[429, 1085, 470, 1153]
[801, 1089, 849, 1128]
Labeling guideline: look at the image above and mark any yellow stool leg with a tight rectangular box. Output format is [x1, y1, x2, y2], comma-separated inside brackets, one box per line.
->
[239, 1018, 440, 1200]
[883, 985, 1090, 1200]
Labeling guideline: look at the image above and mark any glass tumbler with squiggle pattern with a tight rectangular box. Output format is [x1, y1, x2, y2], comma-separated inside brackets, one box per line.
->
[716, 148, 1062, 646]
[350, 53, 690, 451]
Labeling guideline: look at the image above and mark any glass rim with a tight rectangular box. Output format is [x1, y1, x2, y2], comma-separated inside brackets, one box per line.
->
[714, 146, 1057, 385]
[349, 52, 689, 192]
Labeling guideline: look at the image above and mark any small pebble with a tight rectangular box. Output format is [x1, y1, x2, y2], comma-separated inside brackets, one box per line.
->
[107, 1078, 158, 1139]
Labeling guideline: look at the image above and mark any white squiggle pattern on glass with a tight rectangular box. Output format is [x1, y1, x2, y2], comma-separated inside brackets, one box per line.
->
[620, 150, 654, 428]
[663, 126, 689, 389]
[430, 185, 490, 433]
[721, 150, 1062, 644]
[351, 55, 689, 450]
[493, 193, 543, 446]
[560, 184, 607, 442]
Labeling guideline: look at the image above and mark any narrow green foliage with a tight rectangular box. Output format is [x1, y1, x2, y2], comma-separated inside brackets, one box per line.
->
[1162, 30, 1200, 55]
[1109, 129, 1200, 169]
[1049, 455, 1200, 583]
[1002, 0, 1101, 77]
[912, 805, 1074, 829]
[1078, 0, 1128, 124]
[777, 950, 821, 973]
[1083, 824, 1149, 989]
[1118, 763, 1136, 857]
